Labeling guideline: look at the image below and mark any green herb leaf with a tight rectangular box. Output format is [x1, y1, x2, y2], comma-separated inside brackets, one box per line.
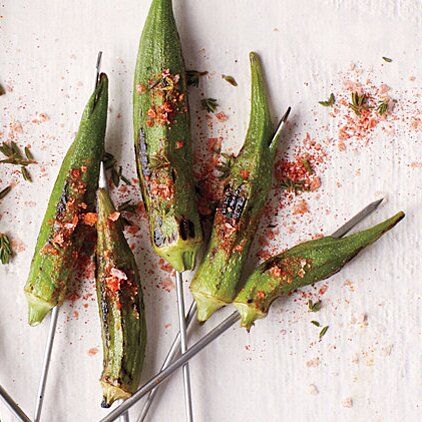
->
[0, 83, 5, 96]
[21, 166, 32, 182]
[222, 75, 238, 87]
[376, 100, 389, 116]
[0, 233, 12, 264]
[319, 325, 329, 340]
[0, 141, 35, 166]
[348, 92, 371, 116]
[216, 152, 235, 179]
[186, 70, 208, 87]
[308, 299, 322, 312]
[0, 185, 12, 200]
[201, 98, 218, 114]
[117, 200, 138, 213]
[382, 57, 393, 63]
[311, 320, 320, 327]
[103, 152, 131, 187]
[319, 93, 335, 107]
[302, 158, 313, 175]
[281, 177, 309, 193]
[24, 146, 34, 160]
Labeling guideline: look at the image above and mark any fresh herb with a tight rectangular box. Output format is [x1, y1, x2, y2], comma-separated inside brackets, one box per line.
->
[201, 98, 218, 113]
[302, 158, 313, 175]
[117, 200, 138, 213]
[0, 83, 5, 96]
[0, 233, 12, 264]
[186, 70, 208, 87]
[311, 320, 320, 327]
[216, 152, 235, 179]
[348, 92, 371, 116]
[222, 75, 238, 87]
[377, 100, 389, 116]
[319, 325, 329, 340]
[103, 152, 131, 187]
[382, 57, 393, 63]
[0, 185, 12, 200]
[149, 152, 170, 171]
[0, 141, 36, 166]
[308, 299, 322, 312]
[24, 146, 34, 160]
[319, 93, 335, 107]
[280, 177, 309, 193]
[21, 166, 32, 182]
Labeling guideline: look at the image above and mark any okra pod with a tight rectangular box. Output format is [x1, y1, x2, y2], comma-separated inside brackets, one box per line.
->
[190, 52, 281, 322]
[24, 74, 108, 326]
[133, 0, 203, 271]
[234, 212, 405, 330]
[96, 185, 146, 407]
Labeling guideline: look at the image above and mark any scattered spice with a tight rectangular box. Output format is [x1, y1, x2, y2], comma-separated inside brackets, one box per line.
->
[382, 57, 393, 63]
[319, 93, 335, 107]
[308, 299, 322, 312]
[0, 233, 12, 264]
[201, 98, 218, 114]
[186, 70, 208, 87]
[0, 185, 12, 200]
[319, 325, 329, 340]
[222, 75, 238, 86]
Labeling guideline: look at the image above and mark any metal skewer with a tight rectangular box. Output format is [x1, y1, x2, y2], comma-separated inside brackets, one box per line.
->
[136, 105, 292, 422]
[33, 52, 103, 422]
[103, 198, 384, 422]
[0, 383, 31, 422]
[174, 271, 194, 421]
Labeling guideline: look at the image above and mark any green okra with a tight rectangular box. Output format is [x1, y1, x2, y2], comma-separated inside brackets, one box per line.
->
[234, 212, 405, 330]
[24, 74, 108, 326]
[190, 52, 281, 322]
[96, 187, 146, 408]
[133, 0, 203, 272]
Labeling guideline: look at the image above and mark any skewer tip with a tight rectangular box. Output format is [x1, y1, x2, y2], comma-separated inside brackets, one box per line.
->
[99, 162, 107, 190]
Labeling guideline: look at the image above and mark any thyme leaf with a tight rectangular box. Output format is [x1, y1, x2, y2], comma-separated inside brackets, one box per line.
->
[21, 166, 32, 182]
[103, 152, 131, 187]
[348, 92, 371, 116]
[319, 93, 335, 107]
[0, 83, 5, 96]
[201, 98, 218, 114]
[377, 100, 389, 116]
[0, 233, 12, 264]
[302, 158, 314, 175]
[382, 57, 393, 63]
[222, 75, 238, 86]
[308, 299, 322, 312]
[0, 141, 36, 166]
[0, 185, 12, 200]
[186, 70, 208, 87]
[311, 320, 320, 327]
[319, 325, 329, 340]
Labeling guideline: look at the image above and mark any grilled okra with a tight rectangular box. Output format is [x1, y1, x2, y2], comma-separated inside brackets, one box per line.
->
[96, 185, 146, 407]
[190, 52, 281, 322]
[133, 0, 203, 271]
[234, 212, 405, 330]
[24, 74, 108, 326]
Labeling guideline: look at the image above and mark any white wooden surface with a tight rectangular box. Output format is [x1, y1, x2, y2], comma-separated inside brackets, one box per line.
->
[0, 1, 421, 421]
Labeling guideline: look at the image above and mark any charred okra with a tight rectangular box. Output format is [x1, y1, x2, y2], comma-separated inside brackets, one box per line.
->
[190, 52, 284, 321]
[133, 0, 203, 271]
[96, 179, 146, 407]
[234, 212, 405, 330]
[24, 74, 108, 326]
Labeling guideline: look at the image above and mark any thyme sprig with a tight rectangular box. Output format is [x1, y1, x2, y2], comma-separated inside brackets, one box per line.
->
[0, 141, 36, 182]
[201, 98, 218, 114]
[308, 299, 322, 312]
[319, 93, 335, 107]
[377, 100, 389, 116]
[103, 152, 131, 187]
[0, 233, 12, 264]
[186, 70, 208, 87]
[348, 92, 372, 116]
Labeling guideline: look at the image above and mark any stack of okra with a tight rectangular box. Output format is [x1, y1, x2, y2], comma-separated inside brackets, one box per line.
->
[22, 0, 404, 419]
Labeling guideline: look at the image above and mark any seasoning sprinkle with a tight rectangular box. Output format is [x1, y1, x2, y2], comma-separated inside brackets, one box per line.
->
[201, 98, 218, 114]
[0, 233, 12, 264]
[319, 93, 335, 107]
[186, 70, 208, 87]
[319, 325, 329, 340]
[311, 320, 320, 327]
[382, 57, 393, 63]
[222, 75, 238, 87]
[0, 185, 12, 200]
[308, 299, 322, 312]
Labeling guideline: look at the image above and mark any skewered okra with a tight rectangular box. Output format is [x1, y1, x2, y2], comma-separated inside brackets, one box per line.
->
[234, 211, 405, 330]
[24, 74, 108, 326]
[133, 0, 203, 272]
[190, 52, 282, 322]
[96, 184, 146, 407]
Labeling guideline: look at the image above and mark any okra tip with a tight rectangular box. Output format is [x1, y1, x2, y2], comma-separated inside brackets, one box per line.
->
[25, 293, 54, 326]
[100, 382, 131, 408]
[191, 291, 226, 322]
[234, 302, 265, 332]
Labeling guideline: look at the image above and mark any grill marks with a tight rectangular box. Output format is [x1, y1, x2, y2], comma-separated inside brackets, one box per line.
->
[137, 128, 151, 178]
[221, 185, 247, 222]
